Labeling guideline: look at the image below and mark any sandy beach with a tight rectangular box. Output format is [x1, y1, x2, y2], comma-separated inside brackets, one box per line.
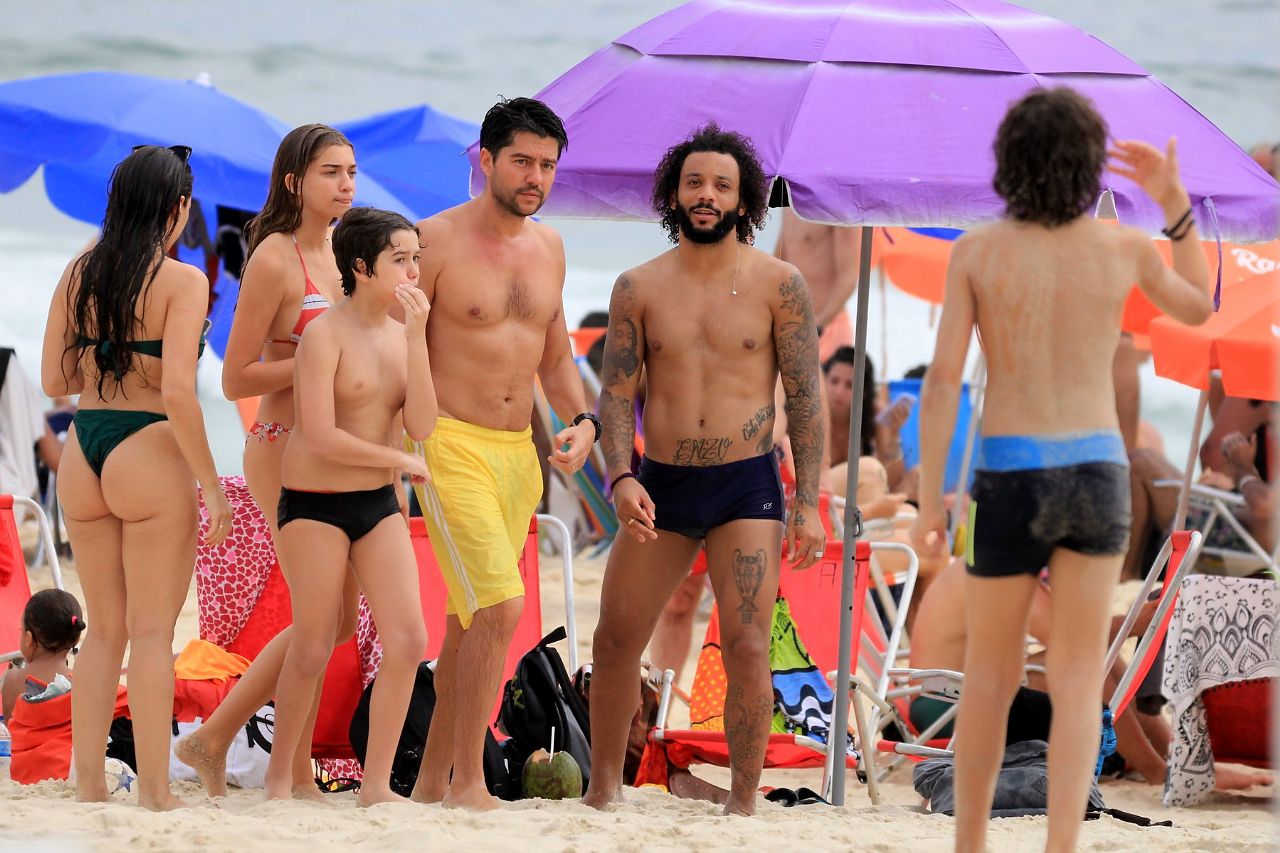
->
[1, 540, 1273, 853]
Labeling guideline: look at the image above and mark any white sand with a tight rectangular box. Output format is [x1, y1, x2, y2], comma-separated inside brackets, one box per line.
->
[1, 539, 1274, 852]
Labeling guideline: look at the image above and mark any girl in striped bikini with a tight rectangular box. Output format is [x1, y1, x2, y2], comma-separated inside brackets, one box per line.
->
[175, 125, 361, 799]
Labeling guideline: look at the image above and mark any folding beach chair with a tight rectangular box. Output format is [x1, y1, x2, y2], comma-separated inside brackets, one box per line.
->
[878, 530, 1206, 772]
[648, 539, 918, 804]
[1, 494, 66, 664]
[1155, 479, 1277, 576]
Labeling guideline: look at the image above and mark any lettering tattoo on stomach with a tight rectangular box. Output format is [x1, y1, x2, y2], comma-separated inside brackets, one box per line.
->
[673, 437, 733, 466]
[740, 402, 776, 442]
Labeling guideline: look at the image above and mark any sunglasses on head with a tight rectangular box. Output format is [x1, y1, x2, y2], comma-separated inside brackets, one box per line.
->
[132, 144, 192, 163]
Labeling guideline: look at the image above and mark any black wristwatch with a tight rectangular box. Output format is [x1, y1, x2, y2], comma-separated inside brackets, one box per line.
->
[572, 411, 602, 443]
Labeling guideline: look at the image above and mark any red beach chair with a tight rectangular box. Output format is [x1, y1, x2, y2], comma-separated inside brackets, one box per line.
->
[1, 494, 66, 664]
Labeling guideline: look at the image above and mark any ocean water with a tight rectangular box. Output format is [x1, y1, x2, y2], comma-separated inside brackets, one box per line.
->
[2, 0, 1276, 474]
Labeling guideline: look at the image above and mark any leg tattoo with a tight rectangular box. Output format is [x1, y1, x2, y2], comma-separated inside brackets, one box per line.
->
[733, 549, 767, 624]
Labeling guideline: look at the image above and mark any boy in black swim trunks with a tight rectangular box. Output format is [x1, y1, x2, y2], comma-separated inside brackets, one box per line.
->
[266, 207, 438, 806]
[910, 88, 1212, 852]
[583, 125, 825, 817]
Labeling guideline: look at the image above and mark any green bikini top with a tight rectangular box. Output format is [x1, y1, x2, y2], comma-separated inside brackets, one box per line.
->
[75, 332, 206, 359]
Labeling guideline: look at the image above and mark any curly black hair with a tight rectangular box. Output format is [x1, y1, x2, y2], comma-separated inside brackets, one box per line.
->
[651, 124, 770, 245]
[993, 87, 1108, 228]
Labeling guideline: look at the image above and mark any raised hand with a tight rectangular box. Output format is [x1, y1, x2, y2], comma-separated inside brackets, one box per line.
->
[396, 284, 430, 338]
[1107, 137, 1187, 208]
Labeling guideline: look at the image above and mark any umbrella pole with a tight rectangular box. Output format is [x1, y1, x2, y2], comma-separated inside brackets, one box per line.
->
[832, 225, 874, 807]
[1173, 389, 1210, 533]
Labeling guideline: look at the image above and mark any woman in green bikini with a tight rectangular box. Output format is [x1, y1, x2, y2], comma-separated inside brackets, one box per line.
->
[40, 144, 232, 810]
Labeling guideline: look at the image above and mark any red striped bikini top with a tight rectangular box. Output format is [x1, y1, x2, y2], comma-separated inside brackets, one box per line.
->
[266, 234, 331, 346]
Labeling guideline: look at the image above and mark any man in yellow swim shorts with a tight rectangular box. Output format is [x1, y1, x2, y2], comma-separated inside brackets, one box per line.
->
[404, 97, 598, 812]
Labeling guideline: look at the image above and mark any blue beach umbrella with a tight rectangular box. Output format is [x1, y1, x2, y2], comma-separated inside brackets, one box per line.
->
[0, 71, 411, 225]
[335, 104, 479, 220]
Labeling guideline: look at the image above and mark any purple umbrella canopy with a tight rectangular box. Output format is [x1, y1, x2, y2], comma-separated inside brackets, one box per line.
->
[471, 0, 1278, 240]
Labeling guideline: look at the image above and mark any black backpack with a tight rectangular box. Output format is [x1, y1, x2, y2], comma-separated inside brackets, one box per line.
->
[349, 661, 517, 800]
[498, 626, 592, 790]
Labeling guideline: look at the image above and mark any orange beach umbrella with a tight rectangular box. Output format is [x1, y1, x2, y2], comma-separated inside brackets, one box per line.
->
[1148, 270, 1280, 402]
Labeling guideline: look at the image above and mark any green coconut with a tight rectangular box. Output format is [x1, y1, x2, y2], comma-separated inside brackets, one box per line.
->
[521, 748, 583, 799]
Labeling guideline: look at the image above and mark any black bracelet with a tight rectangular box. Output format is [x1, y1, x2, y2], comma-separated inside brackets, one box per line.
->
[610, 471, 637, 492]
[1161, 206, 1194, 240]
[1168, 216, 1196, 242]
[571, 411, 602, 443]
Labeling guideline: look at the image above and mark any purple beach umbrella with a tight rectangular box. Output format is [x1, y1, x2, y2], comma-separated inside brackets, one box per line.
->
[477, 0, 1279, 807]
[476, 0, 1278, 240]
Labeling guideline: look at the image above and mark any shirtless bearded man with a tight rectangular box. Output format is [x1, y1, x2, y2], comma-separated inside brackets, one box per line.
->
[583, 125, 825, 817]
[406, 98, 598, 811]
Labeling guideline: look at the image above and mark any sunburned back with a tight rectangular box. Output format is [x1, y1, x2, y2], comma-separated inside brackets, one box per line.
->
[422, 207, 565, 431]
[635, 249, 780, 465]
[967, 218, 1135, 436]
[282, 310, 407, 491]
[72, 256, 193, 412]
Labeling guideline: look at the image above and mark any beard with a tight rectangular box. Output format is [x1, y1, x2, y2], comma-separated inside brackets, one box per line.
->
[494, 180, 546, 218]
[676, 202, 739, 245]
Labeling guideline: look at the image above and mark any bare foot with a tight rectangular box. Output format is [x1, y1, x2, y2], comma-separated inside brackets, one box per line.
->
[669, 770, 730, 806]
[723, 794, 756, 817]
[139, 792, 190, 812]
[292, 782, 327, 802]
[75, 787, 112, 804]
[174, 733, 229, 798]
[443, 784, 500, 811]
[411, 786, 446, 805]
[581, 785, 622, 811]
[358, 786, 411, 808]
[263, 775, 294, 802]
[1215, 763, 1274, 791]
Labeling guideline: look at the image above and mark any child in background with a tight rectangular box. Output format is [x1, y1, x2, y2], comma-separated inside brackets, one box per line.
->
[1, 590, 128, 783]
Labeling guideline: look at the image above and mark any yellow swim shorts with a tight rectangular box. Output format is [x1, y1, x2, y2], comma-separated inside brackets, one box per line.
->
[408, 417, 542, 629]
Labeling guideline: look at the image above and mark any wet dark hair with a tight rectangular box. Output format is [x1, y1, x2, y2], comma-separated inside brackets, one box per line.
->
[247, 124, 352, 257]
[22, 589, 85, 656]
[479, 97, 568, 158]
[331, 207, 417, 296]
[67, 146, 193, 399]
[823, 345, 876, 458]
[994, 87, 1108, 228]
[652, 124, 769, 245]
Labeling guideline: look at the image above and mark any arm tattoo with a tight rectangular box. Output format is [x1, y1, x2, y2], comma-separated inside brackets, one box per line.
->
[740, 401, 776, 441]
[732, 548, 767, 624]
[599, 389, 636, 479]
[673, 438, 732, 466]
[600, 315, 640, 386]
[600, 273, 643, 478]
[776, 273, 823, 507]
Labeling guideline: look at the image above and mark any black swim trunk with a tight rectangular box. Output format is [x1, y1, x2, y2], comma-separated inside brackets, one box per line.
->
[277, 484, 401, 542]
[637, 453, 785, 540]
[968, 432, 1131, 578]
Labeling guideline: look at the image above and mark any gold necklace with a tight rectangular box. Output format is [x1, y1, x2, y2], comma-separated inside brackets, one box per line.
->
[682, 242, 740, 296]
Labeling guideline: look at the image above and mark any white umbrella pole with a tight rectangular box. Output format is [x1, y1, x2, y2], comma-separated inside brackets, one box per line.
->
[831, 225, 874, 807]
[1173, 390, 1210, 533]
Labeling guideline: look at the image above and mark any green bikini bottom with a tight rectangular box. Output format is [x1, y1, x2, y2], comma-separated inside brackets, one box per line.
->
[73, 410, 168, 478]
